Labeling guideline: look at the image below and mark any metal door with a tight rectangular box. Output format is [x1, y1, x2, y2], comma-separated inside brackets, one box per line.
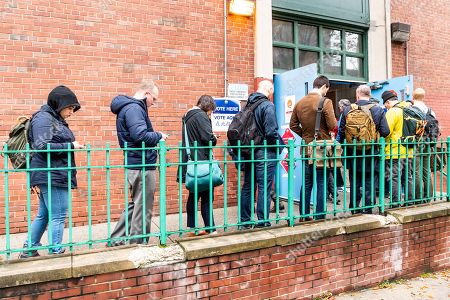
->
[273, 63, 317, 201]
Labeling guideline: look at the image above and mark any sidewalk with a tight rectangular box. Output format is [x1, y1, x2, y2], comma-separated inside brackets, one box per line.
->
[334, 270, 450, 300]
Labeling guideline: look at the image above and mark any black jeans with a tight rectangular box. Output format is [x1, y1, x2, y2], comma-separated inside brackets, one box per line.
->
[348, 170, 375, 214]
[187, 190, 215, 232]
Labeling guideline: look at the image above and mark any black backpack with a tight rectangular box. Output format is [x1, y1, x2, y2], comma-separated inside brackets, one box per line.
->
[227, 99, 265, 157]
[3, 116, 32, 169]
[424, 108, 440, 142]
[398, 105, 427, 142]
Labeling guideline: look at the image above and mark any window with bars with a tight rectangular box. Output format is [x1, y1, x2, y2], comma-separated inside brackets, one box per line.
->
[273, 19, 367, 80]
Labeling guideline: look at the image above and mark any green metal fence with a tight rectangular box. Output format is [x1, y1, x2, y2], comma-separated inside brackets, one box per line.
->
[1, 138, 449, 259]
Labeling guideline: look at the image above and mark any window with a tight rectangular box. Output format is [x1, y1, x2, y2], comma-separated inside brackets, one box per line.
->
[272, 19, 367, 80]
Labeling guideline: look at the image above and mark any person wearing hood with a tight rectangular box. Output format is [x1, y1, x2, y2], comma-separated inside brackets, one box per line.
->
[240, 80, 284, 229]
[109, 79, 168, 246]
[289, 75, 337, 220]
[178, 95, 218, 236]
[19, 85, 84, 258]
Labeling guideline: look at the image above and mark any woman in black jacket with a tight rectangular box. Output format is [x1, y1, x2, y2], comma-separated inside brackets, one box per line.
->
[20, 86, 84, 258]
[180, 95, 218, 236]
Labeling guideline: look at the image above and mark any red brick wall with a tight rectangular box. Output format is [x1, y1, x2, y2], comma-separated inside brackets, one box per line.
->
[0, 1, 254, 233]
[391, 0, 450, 136]
[1, 216, 448, 299]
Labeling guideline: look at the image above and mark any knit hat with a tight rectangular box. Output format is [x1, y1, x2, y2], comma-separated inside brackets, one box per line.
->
[381, 90, 398, 104]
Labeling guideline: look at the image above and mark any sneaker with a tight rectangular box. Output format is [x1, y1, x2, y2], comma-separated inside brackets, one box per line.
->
[337, 186, 345, 193]
[18, 250, 40, 259]
[106, 240, 126, 247]
[51, 248, 66, 255]
[208, 231, 218, 235]
[186, 230, 207, 237]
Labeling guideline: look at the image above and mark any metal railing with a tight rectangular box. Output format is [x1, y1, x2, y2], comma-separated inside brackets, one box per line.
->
[1, 137, 449, 259]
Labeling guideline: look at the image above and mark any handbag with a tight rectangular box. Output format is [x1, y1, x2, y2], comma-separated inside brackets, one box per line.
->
[306, 97, 342, 168]
[183, 117, 223, 192]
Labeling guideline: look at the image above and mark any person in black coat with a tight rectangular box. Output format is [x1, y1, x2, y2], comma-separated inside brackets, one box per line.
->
[337, 85, 390, 214]
[20, 85, 84, 258]
[179, 95, 218, 236]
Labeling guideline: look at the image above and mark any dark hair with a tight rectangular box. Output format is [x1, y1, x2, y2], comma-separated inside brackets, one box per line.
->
[196, 95, 216, 112]
[313, 75, 330, 89]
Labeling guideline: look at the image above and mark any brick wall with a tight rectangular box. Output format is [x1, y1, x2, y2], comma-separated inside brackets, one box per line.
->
[1, 216, 448, 299]
[391, 0, 450, 136]
[0, 1, 254, 233]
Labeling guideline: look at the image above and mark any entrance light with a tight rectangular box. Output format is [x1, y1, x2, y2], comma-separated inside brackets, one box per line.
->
[229, 0, 255, 17]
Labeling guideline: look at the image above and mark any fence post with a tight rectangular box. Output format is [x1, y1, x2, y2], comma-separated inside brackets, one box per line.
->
[447, 137, 450, 202]
[288, 139, 295, 226]
[159, 140, 167, 245]
[379, 137, 386, 215]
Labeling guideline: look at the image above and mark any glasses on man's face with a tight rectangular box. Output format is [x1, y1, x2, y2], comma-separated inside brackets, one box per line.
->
[146, 91, 157, 102]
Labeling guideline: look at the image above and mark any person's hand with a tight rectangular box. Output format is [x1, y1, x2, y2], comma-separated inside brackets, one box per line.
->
[72, 141, 85, 149]
[160, 132, 169, 141]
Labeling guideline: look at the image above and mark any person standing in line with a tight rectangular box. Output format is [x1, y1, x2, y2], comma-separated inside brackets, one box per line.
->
[382, 90, 414, 206]
[240, 80, 284, 229]
[179, 95, 218, 236]
[109, 79, 168, 246]
[412, 88, 438, 201]
[337, 85, 390, 214]
[290, 75, 337, 220]
[20, 86, 85, 258]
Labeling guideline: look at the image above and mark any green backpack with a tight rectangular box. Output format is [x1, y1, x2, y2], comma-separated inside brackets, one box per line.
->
[3, 116, 32, 169]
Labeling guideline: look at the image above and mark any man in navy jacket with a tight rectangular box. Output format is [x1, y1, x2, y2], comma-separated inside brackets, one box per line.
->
[337, 85, 390, 214]
[110, 79, 168, 245]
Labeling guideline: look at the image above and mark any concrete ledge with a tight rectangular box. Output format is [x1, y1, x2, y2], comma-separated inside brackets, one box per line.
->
[267, 221, 345, 247]
[388, 202, 450, 223]
[72, 247, 137, 277]
[339, 215, 385, 234]
[0, 255, 72, 288]
[178, 230, 277, 260]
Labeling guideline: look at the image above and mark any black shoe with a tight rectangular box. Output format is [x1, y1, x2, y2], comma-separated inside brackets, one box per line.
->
[106, 240, 126, 247]
[270, 202, 285, 213]
[255, 222, 271, 228]
[238, 224, 253, 230]
[18, 250, 40, 259]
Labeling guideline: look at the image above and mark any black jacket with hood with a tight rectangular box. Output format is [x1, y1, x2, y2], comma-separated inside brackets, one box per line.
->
[178, 107, 217, 183]
[110, 95, 162, 170]
[247, 92, 284, 151]
[29, 85, 80, 188]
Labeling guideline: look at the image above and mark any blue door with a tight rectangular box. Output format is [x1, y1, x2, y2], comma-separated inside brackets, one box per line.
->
[273, 64, 317, 201]
[370, 75, 414, 104]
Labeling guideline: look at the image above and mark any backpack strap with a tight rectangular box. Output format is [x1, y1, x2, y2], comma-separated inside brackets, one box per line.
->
[314, 97, 326, 139]
[247, 98, 266, 136]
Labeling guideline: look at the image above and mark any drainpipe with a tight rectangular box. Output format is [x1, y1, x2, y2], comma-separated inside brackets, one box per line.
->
[405, 41, 409, 75]
[224, 0, 228, 97]
[385, 0, 392, 79]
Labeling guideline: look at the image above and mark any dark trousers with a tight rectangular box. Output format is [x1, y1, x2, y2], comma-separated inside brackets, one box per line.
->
[414, 152, 433, 202]
[348, 170, 374, 214]
[300, 163, 326, 219]
[187, 190, 215, 232]
[386, 159, 413, 206]
[240, 150, 276, 225]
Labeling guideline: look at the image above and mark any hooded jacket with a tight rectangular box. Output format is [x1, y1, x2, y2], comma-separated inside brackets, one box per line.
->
[247, 92, 284, 150]
[29, 86, 80, 188]
[385, 101, 414, 159]
[177, 107, 217, 183]
[110, 95, 162, 170]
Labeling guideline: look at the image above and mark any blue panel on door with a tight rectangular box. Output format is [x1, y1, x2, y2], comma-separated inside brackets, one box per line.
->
[273, 63, 317, 202]
[370, 75, 414, 105]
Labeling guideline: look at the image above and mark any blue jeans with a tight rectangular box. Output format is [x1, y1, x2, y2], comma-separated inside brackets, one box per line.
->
[25, 185, 69, 253]
[299, 163, 326, 220]
[240, 150, 277, 225]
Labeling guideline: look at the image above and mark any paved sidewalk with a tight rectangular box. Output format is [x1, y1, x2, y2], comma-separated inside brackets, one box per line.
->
[334, 270, 450, 300]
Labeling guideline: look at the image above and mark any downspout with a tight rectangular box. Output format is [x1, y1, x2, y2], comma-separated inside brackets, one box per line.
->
[385, 0, 392, 79]
[224, 0, 228, 97]
[405, 41, 409, 75]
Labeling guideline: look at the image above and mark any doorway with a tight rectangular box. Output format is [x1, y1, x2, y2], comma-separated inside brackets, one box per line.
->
[326, 80, 364, 117]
